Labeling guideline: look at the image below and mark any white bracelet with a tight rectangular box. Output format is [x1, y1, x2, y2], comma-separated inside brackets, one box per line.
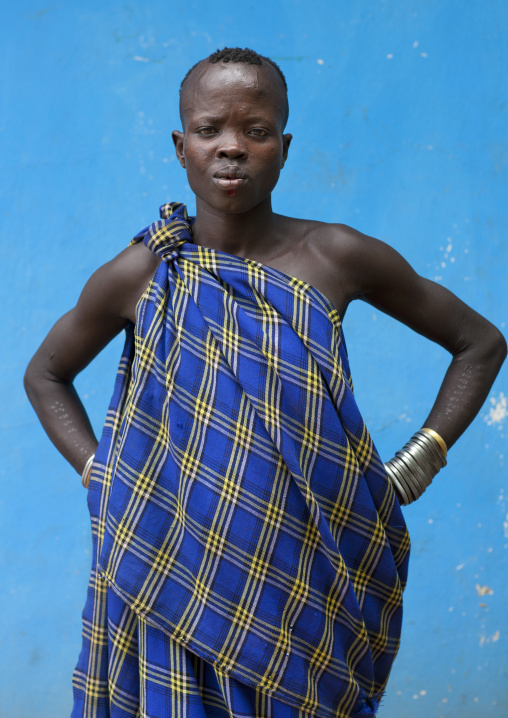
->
[81, 454, 95, 489]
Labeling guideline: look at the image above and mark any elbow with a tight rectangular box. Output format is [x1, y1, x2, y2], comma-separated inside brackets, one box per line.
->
[455, 322, 507, 378]
[23, 354, 49, 400]
[495, 328, 508, 363]
[485, 325, 507, 373]
[24, 353, 71, 400]
[23, 358, 38, 401]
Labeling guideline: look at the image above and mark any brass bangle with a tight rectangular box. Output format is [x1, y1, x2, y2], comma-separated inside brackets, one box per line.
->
[421, 427, 447, 458]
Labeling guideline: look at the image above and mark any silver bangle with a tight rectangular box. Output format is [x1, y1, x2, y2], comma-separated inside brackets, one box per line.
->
[385, 461, 412, 505]
[385, 429, 447, 505]
[395, 449, 429, 494]
[81, 454, 95, 489]
[411, 432, 444, 472]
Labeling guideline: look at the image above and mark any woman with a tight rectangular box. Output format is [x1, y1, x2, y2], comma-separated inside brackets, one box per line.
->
[25, 47, 506, 718]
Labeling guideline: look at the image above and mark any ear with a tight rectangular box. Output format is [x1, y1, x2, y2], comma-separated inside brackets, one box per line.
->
[172, 130, 186, 168]
[281, 133, 292, 168]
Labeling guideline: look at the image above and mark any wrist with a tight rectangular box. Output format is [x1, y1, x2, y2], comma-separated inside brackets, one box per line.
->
[80, 454, 95, 489]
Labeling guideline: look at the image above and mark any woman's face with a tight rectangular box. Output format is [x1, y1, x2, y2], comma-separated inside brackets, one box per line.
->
[173, 61, 291, 216]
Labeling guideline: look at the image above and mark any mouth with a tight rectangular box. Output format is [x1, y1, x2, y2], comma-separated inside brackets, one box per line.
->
[212, 165, 248, 190]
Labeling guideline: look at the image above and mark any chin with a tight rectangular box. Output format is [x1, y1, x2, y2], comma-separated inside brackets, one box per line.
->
[195, 191, 263, 215]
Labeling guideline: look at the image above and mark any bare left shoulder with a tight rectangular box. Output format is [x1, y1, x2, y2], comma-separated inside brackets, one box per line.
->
[292, 217, 505, 355]
[282, 218, 400, 311]
[303, 219, 408, 295]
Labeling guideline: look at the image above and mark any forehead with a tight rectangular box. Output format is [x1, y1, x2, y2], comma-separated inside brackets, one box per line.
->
[180, 61, 287, 126]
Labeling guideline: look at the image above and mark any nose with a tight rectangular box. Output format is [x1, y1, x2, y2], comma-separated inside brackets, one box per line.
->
[216, 131, 247, 159]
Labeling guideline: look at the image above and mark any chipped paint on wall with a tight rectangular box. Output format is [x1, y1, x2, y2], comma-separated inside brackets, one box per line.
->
[485, 392, 507, 426]
[475, 584, 494, 596]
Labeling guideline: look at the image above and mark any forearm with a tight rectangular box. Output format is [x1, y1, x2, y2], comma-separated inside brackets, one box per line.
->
[422, 327, 507, 449]
[386, 329, 506, 505]
[24, 363, 98, 475]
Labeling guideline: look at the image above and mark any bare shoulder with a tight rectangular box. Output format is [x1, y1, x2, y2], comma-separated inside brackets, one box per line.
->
[78, 241, 161, 324]
[277, 216, 400, 312]
[305, 219, 396, 277]
[100, 241, 161, 285]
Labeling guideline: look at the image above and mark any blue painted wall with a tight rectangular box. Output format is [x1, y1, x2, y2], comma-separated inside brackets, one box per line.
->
[2, 1, 507, 716]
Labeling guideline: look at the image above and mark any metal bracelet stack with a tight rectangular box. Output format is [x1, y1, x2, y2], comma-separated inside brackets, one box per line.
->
[384, 428, 447, 505]
[81, 454, 95, 489]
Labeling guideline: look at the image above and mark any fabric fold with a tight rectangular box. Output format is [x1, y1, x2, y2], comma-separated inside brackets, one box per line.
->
[83, 202, 410, 718]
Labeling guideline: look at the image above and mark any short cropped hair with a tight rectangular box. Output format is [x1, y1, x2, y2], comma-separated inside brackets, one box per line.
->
[180, 47, 288, 95]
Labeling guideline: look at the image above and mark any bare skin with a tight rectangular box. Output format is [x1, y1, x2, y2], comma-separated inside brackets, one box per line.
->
[24, 61, 507, 483]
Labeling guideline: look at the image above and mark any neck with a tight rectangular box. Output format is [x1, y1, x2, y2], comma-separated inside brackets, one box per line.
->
[191, 196, 283, 259]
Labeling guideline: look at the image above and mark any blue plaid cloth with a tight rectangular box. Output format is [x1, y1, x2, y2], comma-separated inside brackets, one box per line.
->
[73, 202, 410, 718]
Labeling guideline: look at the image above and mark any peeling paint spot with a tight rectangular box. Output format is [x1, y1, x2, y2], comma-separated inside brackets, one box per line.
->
[134, 56, 149, 62]
[421, 52, 428, 58]
[476, 584, 494, 596]
[503, 514, 508, 539]
[317, 58, 324, 65]
[485, 392, 507, 426]
[413, 41, 419, 48]
[456, 563, 465, 570]
[480, 630, 500, 646]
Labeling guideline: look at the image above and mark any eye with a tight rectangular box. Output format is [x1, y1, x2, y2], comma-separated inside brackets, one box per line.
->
[197, 127, 217, 136]
[248, 128, 269, 137]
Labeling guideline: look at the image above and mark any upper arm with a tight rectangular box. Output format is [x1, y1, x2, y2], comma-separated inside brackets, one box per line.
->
[335, 228, 500, 356]
[27, 242, 160, 383]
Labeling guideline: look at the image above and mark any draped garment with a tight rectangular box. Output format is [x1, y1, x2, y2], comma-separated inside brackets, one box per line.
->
[79, 202, 410, 718]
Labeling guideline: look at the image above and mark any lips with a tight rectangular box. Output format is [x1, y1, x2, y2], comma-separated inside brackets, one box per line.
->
[212, 165, 248, 190]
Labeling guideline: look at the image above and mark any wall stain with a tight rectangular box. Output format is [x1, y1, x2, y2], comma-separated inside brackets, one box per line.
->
[485, 392, 507, 426]
[475, 584, 493, 596]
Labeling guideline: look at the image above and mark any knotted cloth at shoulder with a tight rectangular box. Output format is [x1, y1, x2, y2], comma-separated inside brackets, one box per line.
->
[130, 201, 194, 259]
